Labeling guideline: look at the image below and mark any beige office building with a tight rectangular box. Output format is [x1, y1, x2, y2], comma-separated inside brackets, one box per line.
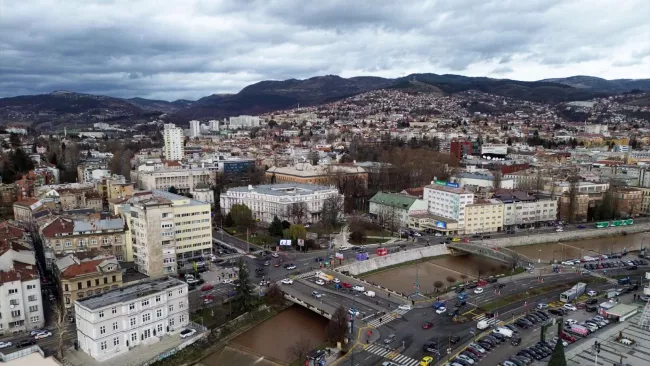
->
[464, 199, 505, 234]
[130, 168, 215, 194]
[130, 190, 212, 277]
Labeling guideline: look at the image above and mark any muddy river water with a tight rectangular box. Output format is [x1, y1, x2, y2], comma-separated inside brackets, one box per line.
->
[364, 232, 650, 295]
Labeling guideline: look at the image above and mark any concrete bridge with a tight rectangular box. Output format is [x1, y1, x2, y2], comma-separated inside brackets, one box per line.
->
[447, 242, 534, 267]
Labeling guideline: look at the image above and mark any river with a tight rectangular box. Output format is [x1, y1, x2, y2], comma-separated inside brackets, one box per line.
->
[363, 232, 650, 295]
[224, 305, 329, 365]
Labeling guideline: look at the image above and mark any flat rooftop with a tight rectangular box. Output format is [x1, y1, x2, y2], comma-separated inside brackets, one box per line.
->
[76, 276, 185, 310]
[229, 183, 336, 196]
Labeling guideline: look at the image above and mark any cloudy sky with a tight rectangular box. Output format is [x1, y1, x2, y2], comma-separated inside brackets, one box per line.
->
[1, 0, 649, 101]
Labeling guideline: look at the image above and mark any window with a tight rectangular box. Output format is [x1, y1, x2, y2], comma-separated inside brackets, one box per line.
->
[103, 237, 111, 245]
[129, 303, 135, 310]
[168, 291, 173, 298]
[156, 309, 162, 318]
[180, 314, 185, 323]
[178, 288, 183, 295]
[104, 277, 108, 284]
[111, 307, 117, 314]
[131, 332, 137, 343]
[169, 304, 174, 312]
[179, 301, 185, 309]
[10, 310, 20, 317]
[100, 341, 107, 350]
[169, 318, 175, 327]
[8, 289, 17, 294]
[28, 295, 36, 302]
[26, 284, 36, 290]
[113, 322, 118, 330]
[112, 275, 116, 282]
[64, 284, 69, 291]
[29, 305, 38, 313]
[95, 279, 100, 286]
[142, 313, 150, 322]
[77, 282, 82, 290]
[130, 317, 136, 327]
[142, 299, 149, 306]
[64, 241, 72, 247]
[86, 280, 91, 288]
[143, 329, 151, 339]
[91, 239, 98, 245]
[157, 323, 163, 333]
[155, 295, 161, 303]
[99, 311, 104, 318]
[113, 337, 119, 346]
[30, 316, 39, 323]
[100, 326, 106, 335]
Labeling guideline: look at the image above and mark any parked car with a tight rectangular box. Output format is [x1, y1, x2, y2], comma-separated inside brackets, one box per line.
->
[315, 279, 325, 285]
[422, 321, 434, 329]
[0, 341, 12, 349]
[563, 304, 578, 311]
[34, 331, 52, 340]
[587, 290, 598, 296]
[352, 285, 365, 292]
[16, 339, 35, 348]
[311, 291, 322, 298]
[511, 337, 522, 346]
[180, 329, 197, 339]
[280, 278, 293, 285]
[398, 304, 412, 311]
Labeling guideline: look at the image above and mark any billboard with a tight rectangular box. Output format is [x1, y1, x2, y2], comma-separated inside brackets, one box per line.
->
[335, 252, 344, 259]
[434, 180, 459, 188]
[279, 239, 292, 246]
[297, 239, 304, 247]
[446, 182, 459, 188]
[481, 144, 508, 155]
[435, 221, 447, 229]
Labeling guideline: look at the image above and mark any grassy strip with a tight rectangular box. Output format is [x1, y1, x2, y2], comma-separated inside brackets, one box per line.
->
[358, 256, 439, 277]
[480, 277, 605, 312]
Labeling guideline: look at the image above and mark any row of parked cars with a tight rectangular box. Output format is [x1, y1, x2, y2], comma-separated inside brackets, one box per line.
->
[441, 324, 521, 366]
[582, 259, 646, 270]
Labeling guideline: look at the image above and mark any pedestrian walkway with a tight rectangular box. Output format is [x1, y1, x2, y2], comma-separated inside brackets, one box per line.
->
[473, 313, 502, 327]
[363, 344, 420, 366]
[366, 308, 409, 328]
[293, 271, 316, 279]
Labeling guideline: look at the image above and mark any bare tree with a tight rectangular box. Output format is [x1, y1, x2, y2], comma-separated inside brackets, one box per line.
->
[321, 195, 343, 229]
[492, 167, 503, 191]
[53, 305, 68, 358]
[264, 283, 285, 309]
[287, 202, 309, 224]
[567, 175, 580, 223]
[327, 306, 349, 344]
[286, 336, 312, 363]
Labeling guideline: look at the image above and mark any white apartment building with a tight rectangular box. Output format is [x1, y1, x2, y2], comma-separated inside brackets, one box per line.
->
[229, 115, 260, 129]
[0, 241, 45, 335]
[130, 190, 212, 277]
[369, 192, 428, 230]
[209, 120, 220, 132]
[189, 120, 200, 138]
[493, 191, 558, 228]
[74, 277, 190, 362]
[220, 183, 343, 223]
[423, 182, 474, 230]
[464, 199, 504, 234]
[130, 168, 215, 194]
[163, 124, 185, 161]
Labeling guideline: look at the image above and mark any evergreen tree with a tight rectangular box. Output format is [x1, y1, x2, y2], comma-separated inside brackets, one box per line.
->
[168, 186, 178, 194]
[268, 216, 283, 237]
[233, 259, 255, 313]
[224, 212, 234, 227]
[548, 338, 567, 366]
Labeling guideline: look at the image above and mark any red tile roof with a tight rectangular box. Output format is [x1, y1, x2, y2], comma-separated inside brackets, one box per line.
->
[0, 222, 26, 240]
[13, 198, 39, 208]
[41, 217, 74, 238]
[60, 258, 104, 279]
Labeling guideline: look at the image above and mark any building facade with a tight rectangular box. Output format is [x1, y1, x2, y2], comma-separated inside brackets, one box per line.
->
[0, 240, 45, 335]
[423, 182, 474, 231]
[39, 216, 127, 266]
[464, 199, 505, 234]
[493, 191, 558, 228]
[163, 124, 185, 161]
[228, 115, 260, 128]
[131, 168, 215, 194]
[220, 183, 343, 223]
[188, 120, 200, 138]
[369, 192, 428, 231]
[55, 254, 122, 311]
[74, 277, 190, 362]
[130, 190, 212, 277]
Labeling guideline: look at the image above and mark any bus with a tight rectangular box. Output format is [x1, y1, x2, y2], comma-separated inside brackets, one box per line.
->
[595, 222, 610, 228]
[611, 220, 623, 227]
[623, 219, 634, 226]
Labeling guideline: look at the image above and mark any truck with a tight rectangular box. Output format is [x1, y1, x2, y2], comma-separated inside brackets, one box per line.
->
[560, 282, 586, 303]
[315, 271, 334, 282]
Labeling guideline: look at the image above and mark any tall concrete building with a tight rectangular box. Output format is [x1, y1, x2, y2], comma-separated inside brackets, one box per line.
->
[423, 181, 474, 231]
[229, 115, 260, 128]
[130, 190, 212, 277]
[209, 120, 220, 132]
[189, 120, 201, 138]
[163, 124, 184, 161]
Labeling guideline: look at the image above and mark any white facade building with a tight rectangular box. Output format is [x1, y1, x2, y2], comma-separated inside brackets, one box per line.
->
[189, 120, 201, 138]
[74, 277, 190, 362]
[131, 167, 215, 194]
[209, 120, 220, 132]
[229, 115, 260, 129]
[493, 192, 558, 228]
[0, 242, 45, 335]
[423, 182, 474, 230]
[369, 192, 428, 230]
[220, 184, 343, 223]
[454, 172, 515, 190]
[163, 124, 185, 161]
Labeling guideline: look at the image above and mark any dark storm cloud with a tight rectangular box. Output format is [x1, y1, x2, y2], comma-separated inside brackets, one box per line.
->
[0, 0, 648, 100]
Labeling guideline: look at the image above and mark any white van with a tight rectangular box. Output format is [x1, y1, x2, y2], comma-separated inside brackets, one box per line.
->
[364, 291, 376, 297]
[493, 327, 514, 338]
[477, 320, 490, 330]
